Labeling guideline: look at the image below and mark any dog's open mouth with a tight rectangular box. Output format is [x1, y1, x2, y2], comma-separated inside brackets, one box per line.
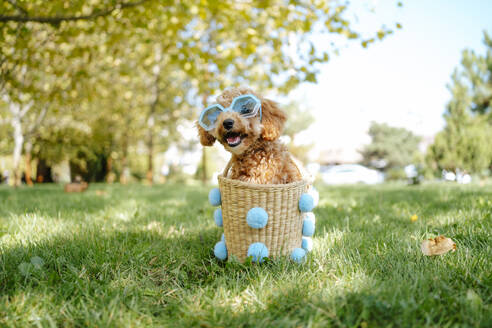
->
[224, 132, 245, 147]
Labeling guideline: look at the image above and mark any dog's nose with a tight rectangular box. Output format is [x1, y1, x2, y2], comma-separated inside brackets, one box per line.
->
[223, 119, 234, 130]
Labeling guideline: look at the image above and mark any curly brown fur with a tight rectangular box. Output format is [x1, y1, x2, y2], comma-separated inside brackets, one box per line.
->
[197, 87, 302, 184]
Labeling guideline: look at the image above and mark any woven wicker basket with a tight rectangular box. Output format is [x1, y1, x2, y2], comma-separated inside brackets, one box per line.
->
[218, 162, 310, 262]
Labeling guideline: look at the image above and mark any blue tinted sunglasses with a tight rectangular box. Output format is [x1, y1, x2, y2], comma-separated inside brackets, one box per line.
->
[199, 94, 262, 131]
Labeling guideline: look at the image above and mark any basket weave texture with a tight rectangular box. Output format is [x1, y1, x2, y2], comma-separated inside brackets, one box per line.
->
[218, 173, 308, 262]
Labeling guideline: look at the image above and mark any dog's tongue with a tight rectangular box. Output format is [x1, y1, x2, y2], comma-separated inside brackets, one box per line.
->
[227, 135, 241, 144]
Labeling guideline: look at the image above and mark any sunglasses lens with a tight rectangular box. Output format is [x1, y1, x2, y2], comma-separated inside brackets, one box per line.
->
[231, 95, 260, 117]
[200, 105, 223, 130]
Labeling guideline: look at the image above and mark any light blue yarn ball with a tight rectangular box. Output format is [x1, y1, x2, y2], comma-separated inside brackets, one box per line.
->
[247, 242, 269, 263]
[214, 208, 223, 227]
[301, 237, 313, 252]
[221, 233, 225, 242]
[302, 218, 315, 237]
[303, 212, 316, 223]
[291, 247, 306, 263]
[302, 212, 316, 225]
[214, 241, 227, 260]
[246, 207, 268, 229]
[208, 188, 221, 206]
[299, 193, 314, 212]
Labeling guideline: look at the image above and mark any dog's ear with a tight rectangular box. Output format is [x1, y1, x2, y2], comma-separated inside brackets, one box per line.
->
[197, 122, 216, 146]
[261, 99, 287, 141]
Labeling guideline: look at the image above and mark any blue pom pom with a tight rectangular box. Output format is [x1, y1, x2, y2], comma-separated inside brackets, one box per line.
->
[302, 217, 315, 237]
[303, 212, 315, 222]
[214, 208, 223, 227]
[208, 188, 221, 206]
[214, 241, 227, 260]
[299, 193, 314, 212]
[221, 233, 225, 242]
[301, 237, 313, 252]
[246, 207, 268, 229]
[291, 247, 306, 263]
[309, 187, 319, 207]
[247, 242, 269, 263]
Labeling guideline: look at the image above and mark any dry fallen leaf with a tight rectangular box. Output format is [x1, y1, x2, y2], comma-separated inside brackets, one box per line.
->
[95, 190, 107, 196]
[421, 236, 456, 256]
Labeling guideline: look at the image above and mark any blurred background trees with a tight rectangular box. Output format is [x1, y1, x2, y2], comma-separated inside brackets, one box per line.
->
[0, 2, 490, 186]
[0, 0, 397, 186]
[427, 32, 492, 177]
[351, 32, 492, 182]
[360, 122, 421, 179]
[282, 101, 315, 164]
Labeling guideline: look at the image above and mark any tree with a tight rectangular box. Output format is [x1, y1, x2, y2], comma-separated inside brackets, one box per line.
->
[428, 118, 492, 174]
[360, 122, 421, 170]
[282, 101, 315, 164]
[1, 1, 402, 185]
[0, 25, 58, 186]
[427, 32, 492, 175]
[0, 0, 150, 23]
[459, 31, 492, 118]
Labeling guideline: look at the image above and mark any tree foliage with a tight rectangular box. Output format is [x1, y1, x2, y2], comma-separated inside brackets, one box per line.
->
[460, 32, 492, 117]
[427, 32, 492, 174]
[282, 100, 315, 163]
[360, 122, 421, 170]
[0, 0, 401, 184]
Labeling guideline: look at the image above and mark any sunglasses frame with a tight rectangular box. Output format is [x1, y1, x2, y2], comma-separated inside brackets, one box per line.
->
[199, 94, 262, 131]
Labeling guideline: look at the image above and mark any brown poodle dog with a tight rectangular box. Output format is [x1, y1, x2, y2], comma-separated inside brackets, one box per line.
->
[197, 87, 302, 184]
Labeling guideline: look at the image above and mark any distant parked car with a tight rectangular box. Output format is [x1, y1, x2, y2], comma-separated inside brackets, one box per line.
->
[321, 164, 384, 185]
[442, 170, 456, 182]
[442, 169, 471, 184]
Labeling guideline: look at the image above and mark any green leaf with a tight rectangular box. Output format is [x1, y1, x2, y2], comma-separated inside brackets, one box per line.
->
[305, 72, 317, 83]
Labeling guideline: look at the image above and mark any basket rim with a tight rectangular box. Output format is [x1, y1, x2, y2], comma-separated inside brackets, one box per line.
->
[218, 174, 308, 190]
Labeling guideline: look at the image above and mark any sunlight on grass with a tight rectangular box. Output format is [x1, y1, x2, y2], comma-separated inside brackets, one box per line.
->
[1, 213, 74, 248]
[0, 183, 491, 327]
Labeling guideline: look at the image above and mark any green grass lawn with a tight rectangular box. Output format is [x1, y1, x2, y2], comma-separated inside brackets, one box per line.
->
[0, 182, 491, 327]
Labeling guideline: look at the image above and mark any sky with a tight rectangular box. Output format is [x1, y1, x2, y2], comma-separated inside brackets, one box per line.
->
[290, 0, 492, 162]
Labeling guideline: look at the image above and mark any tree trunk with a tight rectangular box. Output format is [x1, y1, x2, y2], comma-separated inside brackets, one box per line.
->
[105, 156, 114, 183]
[36, 158, 53, 183]
[11, 115, 23, 187]
[120, 134, 129, 184]
[146, 129, 154, 185]
[7, 98, 45, 187]
[146, 61, 160, 185]
[24, 141, 33, 186]
[201, 147, 208, 183]
[201, 93, 208, 184]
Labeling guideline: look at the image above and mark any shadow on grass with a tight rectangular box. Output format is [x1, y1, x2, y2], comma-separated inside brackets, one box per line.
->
[0, 182, 209, 217]
[1, 183, 491, 326]
[206, 280, 489, 327]
[0, 227, 216, 294]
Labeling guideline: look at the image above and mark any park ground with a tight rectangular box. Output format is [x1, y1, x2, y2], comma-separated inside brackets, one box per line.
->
[0, 182, 491, 327]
